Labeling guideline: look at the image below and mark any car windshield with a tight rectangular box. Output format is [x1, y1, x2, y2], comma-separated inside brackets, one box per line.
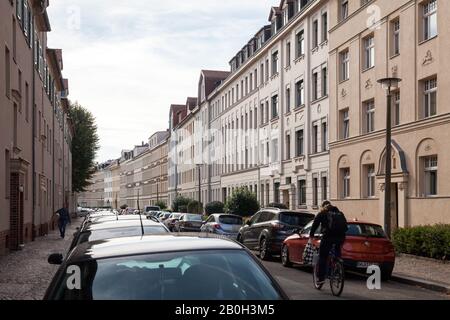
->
[53, 250, 283, 300]
[185, 214, 202, 221]
[346, 224, 387, 238]
[78, 226, 168, 243]
[280, 213, 313, 227]
[146, 207, 160, 212]
[219, 216, 243, 225]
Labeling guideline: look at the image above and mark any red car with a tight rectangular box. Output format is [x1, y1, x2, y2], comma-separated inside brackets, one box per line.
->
[281, 220, 396, 280]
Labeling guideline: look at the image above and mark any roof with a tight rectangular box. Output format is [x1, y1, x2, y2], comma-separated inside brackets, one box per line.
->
[268, 6, 282, 21]
[200, 70, 230, 101]
[67, 234, 244, 262]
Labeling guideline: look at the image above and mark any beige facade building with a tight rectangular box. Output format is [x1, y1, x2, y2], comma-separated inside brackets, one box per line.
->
[328, 0, 450, 227]
[0, 0, 73, 255]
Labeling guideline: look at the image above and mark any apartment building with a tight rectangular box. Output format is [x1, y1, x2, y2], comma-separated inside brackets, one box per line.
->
[78, 167, 107, 208]
[328, 0, 450, 227]
[0, 0, 73, 255]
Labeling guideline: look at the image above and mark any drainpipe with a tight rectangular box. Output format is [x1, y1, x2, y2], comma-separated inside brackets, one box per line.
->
[31, 16, 36, 242]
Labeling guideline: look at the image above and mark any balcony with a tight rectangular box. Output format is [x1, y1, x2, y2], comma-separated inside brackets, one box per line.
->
[292, 156, 305, 173]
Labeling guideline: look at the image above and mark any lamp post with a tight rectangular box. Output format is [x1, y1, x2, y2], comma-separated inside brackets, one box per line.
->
[377, 77, 402, 238]
[197, 164, 201, 204]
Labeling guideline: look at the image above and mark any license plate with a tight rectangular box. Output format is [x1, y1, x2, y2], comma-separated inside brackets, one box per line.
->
[356, 262, 380, 268]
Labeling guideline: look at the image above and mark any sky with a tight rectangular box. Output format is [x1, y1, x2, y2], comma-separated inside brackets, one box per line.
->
[47, 0, 274, 162]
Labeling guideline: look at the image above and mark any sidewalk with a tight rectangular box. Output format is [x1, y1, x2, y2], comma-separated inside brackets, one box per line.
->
[392, 254, 450, 294]
[0, 219, 81, 300]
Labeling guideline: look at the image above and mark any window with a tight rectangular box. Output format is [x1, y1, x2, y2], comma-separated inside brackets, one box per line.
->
[265, 101, 269, 123]
[313, 177, 318, 206]
[365, 164, 376, 198]
[342, 168, 350, 198]
[286, 134, 291, 160]
[296, 129, 304, 157]
[271, 139, 279, 162]
[286, 42, 291, 67]
[295, 79, 305, 107]
[271, 95, 279, 119]
[25, 82, 29, 122]
[312, 20, 319, 48]
[321, 122, 328, 151]
[340, 50, 349, 81]
[254, 69, 258, 88]
[341, 109, 350, 139]
[274, 182, 280, 203]
[424, 77, 437, 118]
[260, 64, 264, 85]
[363, 35, 375, 69]
[16, 0, 23, 22]
[322, 66, 328, 96]
[13, 18, 17, 59]
[423, 156, 437, 196]
[260, 103, 264, 125]
[13, 104, 18, 148]
[265, 59, 269, 82]
[298, 179, 306, 206]
[5, 47, 10, 98]
[364, 100, 375, 133]
[322, 12, 328, 42]
[321, 176, 327, 201]
[272, 51, 279, 76]
[340, 0, 349, 21]
[423, 0, 437, 41]
[392, 19, 400, 56]
[5, 149, 10, 199]
[296, 30, 305, 57]
[312, 124, 318, 154]
[392, 91, 400, 126]
[312, 72, 319, 100]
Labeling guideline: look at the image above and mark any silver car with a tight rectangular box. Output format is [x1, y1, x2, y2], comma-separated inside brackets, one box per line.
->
[200, 214, 243, 239]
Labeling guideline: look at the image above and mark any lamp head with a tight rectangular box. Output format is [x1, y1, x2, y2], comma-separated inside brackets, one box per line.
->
[377, 77, 402, 91]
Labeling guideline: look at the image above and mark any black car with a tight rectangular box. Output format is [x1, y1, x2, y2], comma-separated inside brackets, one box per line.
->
[44, 234, 288, 300]
[68, 218, 169, 252]
[237, 208, 315, 260]
[174, 214, 203, 232]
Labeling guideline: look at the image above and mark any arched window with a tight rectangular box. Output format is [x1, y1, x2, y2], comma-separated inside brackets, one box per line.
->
[338, 155, 350, 199]
[416, 138, 438, 197]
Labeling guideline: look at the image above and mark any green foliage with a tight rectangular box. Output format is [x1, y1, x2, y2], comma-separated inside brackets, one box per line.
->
[224, 187, 260, 217]
[69, 102, 99, 193]
[268, 202, 288, 209]
[205, 201, 225, 215]
[187, 200, 203, 215]
[154, 200, 167, 210]
[392, 224, 450, 260]
[172, 195, 191, 212]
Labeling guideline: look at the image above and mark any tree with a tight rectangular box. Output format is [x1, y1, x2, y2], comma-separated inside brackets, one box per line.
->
[69, 102, 99, 193]
[155, 200, 167, 210]
[205, 201, 225, 215]
[172, 195, 191, 212]
[225, 187, 260, 217]
[187, 200, 203, 214]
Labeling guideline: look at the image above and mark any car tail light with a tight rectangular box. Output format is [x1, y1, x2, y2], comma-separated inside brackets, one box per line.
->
[213, 224, 222, 230]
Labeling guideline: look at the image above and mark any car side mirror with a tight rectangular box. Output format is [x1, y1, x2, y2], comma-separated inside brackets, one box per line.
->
[246, 220, 251, 226]
[48, 253, 63, 265]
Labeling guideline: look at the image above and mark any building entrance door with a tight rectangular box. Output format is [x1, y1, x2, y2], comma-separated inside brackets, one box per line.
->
[9, 172, 24, 250]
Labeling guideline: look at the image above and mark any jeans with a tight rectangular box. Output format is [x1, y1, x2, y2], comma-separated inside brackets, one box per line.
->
[318, 238, 343, 281]
[58, 221, 68, 238]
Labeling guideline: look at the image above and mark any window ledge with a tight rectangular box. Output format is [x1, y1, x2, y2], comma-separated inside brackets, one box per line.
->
[339, 78, 349, 85]
[294, 105, 305, 112]
[311, 46, 319, 53]
[362, 66, 375, 73]
[419, 35, 438, 46]
[294, 55, 305, 64]
[390, 53, 400, 60]
[284, 65, 292, 72]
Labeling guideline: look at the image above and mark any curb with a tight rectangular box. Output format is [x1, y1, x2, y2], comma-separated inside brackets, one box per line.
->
[391, 273, 450, 294]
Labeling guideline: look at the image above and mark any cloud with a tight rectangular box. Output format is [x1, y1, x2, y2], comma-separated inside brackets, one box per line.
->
[47, 0, 273, 161]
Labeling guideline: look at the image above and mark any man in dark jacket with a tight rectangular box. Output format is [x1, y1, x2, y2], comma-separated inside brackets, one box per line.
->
[310, 201, 348, 284]
[55, 205, 71, 239]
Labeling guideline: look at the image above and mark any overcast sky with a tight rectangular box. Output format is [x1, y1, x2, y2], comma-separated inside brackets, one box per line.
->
[47, 0, 273, 162]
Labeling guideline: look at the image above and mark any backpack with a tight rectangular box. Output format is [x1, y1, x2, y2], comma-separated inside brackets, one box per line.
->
[327, 209, 348, 237]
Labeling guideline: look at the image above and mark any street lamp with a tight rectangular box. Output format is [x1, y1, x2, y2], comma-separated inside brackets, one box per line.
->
[377, 77, 402, 238]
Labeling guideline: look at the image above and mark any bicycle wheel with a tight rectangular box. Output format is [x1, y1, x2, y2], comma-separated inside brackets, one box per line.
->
[313, 263, 324, 290]
[330, 259, 345, 297]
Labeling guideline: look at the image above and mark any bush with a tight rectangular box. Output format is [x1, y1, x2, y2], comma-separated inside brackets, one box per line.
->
[392, 224, 450, 260]
[205, 201, 225, 215]
[267, 202, 288, 209]
[172, 196, 191, 212]
[225, 187, 260, 218]
[187, 200, 203, 214]
[154, 200, 167, 210]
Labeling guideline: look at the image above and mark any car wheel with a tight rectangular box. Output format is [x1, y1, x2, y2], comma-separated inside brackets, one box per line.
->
[281, 245, 292, 267]
[259, 238, 271, 261]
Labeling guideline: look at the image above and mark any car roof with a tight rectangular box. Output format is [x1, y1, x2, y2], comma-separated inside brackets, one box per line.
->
[211, 213, 242, 218]
[82, 219, 164, 232]
[261, 208, 314, 216]
[67, 233, 244, 263]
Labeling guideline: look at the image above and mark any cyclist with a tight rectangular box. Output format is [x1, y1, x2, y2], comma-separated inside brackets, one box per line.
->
[310, 201, 348, 285]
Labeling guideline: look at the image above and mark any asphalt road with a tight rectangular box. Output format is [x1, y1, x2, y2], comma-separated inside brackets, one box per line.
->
[262, 258, 450, 300]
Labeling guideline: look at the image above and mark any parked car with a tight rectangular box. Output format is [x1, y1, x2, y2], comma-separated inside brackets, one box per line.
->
[164, 213, 183, 231]
[281, 220, 396, 280]
[45, 234, 288, 300]
[174, 214, 203, 232]
[237, 208, 315, 260]
[69, 218, 169, 252]
[200, 214, 243, 239]
[157, 211, 172, 222]
[144, 205, 161, 216]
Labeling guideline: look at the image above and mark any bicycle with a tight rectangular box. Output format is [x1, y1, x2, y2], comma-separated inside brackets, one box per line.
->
[312, 244, 345, 297]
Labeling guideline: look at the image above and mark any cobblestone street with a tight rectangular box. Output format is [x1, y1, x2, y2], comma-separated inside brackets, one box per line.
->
[0, 219, 80, 300]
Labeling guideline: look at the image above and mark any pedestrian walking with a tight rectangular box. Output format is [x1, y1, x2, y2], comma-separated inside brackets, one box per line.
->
[55, 205, 71, 239]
